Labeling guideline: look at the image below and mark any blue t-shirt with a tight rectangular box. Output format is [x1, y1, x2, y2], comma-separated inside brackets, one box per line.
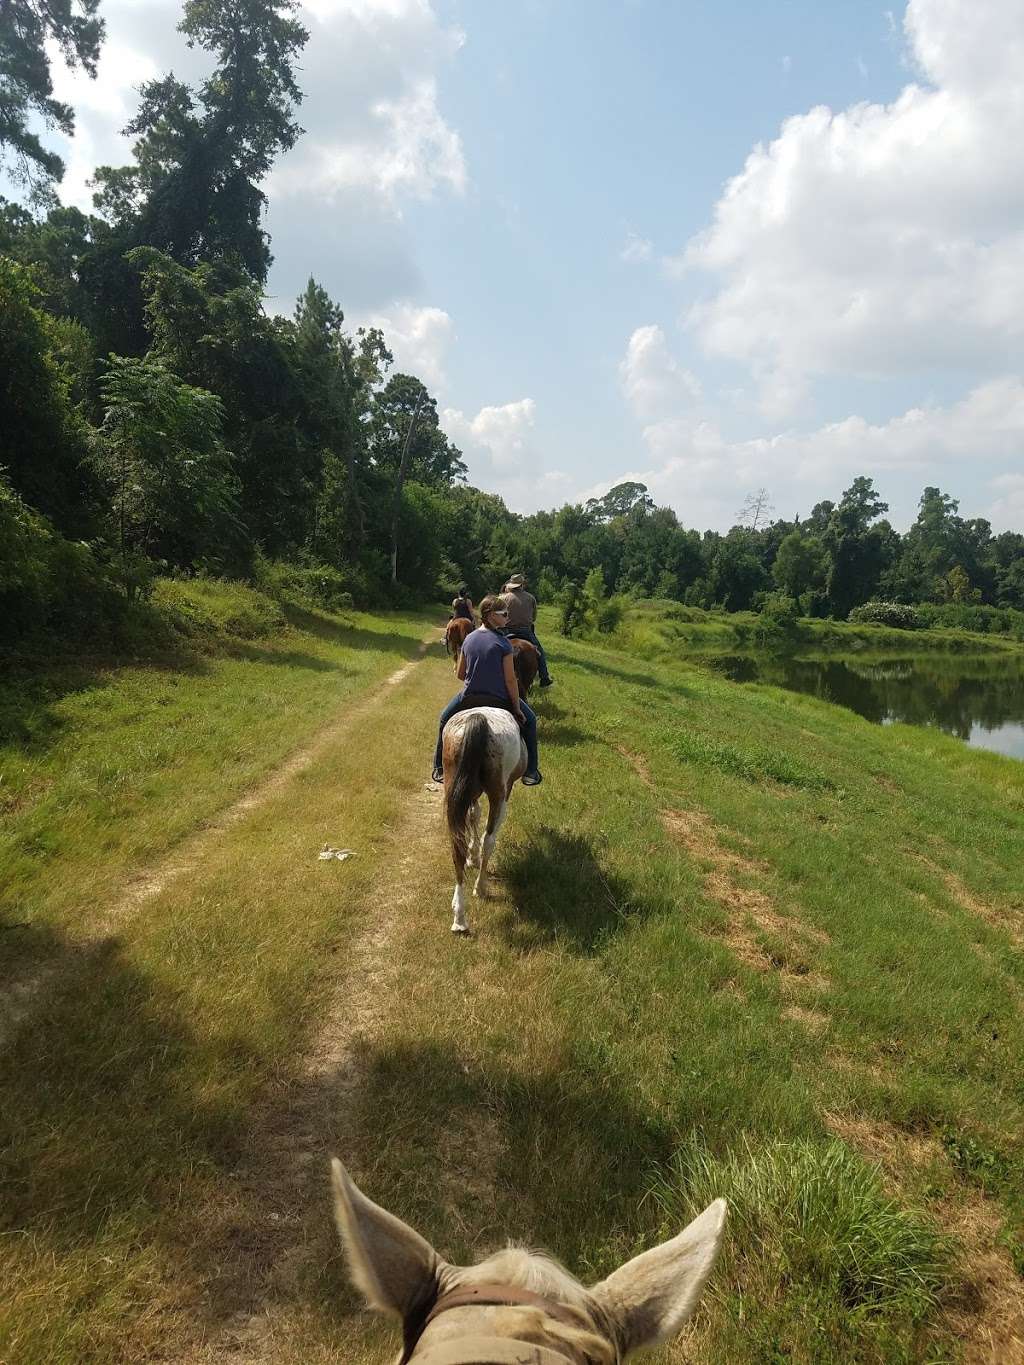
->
[461, 627, 513, 700]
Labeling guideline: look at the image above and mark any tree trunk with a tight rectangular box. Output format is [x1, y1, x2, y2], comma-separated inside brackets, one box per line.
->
[390, 395, 423, 585]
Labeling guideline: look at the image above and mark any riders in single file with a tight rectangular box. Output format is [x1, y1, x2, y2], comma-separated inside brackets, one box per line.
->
[432, 594, 542, 788]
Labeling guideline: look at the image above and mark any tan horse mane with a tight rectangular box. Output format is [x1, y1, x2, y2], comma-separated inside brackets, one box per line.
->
[443, 1247, 617, 1363]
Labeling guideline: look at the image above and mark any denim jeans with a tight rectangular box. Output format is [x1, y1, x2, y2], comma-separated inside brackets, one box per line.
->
[433, 692, 539, 774]
[504, 625, 551, 683]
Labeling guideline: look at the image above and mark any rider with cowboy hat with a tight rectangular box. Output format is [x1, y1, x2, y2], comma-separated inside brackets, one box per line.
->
[500, 573, 553, 687]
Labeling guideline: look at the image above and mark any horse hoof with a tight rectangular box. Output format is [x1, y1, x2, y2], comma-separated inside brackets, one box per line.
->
[451, 923, 470, 935]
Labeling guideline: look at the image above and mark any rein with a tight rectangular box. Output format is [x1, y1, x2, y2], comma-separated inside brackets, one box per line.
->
[402, 1282, 604, 1365]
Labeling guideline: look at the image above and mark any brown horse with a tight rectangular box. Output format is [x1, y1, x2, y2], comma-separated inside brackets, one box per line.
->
[445, 616, 474, 666]
[333, 1157, 726, 1362]
[510, 637, 539, 698]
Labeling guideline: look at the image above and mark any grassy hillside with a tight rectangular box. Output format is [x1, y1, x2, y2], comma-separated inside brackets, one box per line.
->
[1, 605, 1022, 1363]
[587, 598, 1024, 660]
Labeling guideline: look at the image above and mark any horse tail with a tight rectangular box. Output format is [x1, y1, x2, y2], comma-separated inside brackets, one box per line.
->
[445, 711, 489, 867]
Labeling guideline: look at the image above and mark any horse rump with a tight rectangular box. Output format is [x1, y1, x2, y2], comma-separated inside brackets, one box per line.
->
[511, 638, 539, 697]
[444, 711, 489, 868]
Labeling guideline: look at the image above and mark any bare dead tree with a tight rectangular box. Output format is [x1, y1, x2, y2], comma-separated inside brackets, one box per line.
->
[736, 487, 774, 531]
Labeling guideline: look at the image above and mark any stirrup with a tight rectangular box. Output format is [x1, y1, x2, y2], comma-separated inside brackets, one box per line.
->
[431, 765, 444, 783]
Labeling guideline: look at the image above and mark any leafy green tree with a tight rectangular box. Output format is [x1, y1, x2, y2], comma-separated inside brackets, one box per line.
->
[823, 477, 896, 618]
[939, 564, 981, 604]
[0, 255, 94, 531]
[0, 0, 104, 192]
[93, 0, 306, 280]
[585, 480, 654, 522]
[706, 534, 767, 610]
[772, 529, 827, 599]
[94, 355, 242, 579]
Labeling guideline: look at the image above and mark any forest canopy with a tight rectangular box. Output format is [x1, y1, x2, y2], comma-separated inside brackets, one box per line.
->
[3, 0, 1024, 647]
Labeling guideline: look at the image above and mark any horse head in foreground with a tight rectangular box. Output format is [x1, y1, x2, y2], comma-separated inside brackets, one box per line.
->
[332, 1158, 726, 1363]
[443, 707, 524, 932]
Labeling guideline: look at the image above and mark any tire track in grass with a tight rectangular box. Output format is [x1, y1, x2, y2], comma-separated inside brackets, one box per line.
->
[173, 754, 520, 1364]
[176, 775, 450, 1364]
[0, 640, 435, 1050]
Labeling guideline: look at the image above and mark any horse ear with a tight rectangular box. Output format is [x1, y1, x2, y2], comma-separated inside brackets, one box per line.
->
[590, 1200, 726, 1353]
[331, 1158, 442, 1318]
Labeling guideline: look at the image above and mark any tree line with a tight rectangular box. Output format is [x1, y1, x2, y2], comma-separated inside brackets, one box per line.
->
[3, 0, 1024, 650]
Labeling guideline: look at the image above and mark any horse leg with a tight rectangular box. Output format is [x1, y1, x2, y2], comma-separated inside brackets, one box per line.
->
[475, 795, 509, 899]
[467, 800, 482, 867]
[451, 848, 470, 933]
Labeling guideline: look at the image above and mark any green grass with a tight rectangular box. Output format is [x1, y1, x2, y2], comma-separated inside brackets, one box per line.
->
[0, 584, 434, 956]
[585, 597, 1024, 661]
[1, 601, 1022, 1363]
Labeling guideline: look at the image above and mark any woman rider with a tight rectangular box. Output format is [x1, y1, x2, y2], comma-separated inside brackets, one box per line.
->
[451, 585, 475, 623]
[431, 595, 542, 787]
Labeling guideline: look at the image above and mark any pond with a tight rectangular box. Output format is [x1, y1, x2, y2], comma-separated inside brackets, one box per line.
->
[702, 652, 1024, 760]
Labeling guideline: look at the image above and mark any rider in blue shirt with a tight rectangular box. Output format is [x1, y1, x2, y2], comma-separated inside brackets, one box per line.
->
[432, 595, 542, 786]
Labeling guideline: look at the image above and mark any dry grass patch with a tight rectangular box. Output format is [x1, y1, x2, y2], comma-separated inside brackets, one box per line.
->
[660, 807, 830, 994]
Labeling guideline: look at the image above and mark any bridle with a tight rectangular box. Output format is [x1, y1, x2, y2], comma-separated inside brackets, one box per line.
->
[401, 1282, 612, 1365]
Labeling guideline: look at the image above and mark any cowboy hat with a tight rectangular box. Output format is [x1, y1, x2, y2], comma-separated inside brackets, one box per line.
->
[505, 573, 526, 588]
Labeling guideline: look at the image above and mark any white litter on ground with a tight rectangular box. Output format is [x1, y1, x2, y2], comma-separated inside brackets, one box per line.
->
[319, 845, 356, 861]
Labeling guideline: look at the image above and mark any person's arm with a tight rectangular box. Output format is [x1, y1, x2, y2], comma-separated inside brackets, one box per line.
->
[529, 591, 538, 625]
[457, 654, 468, 681]
[502, 652, 525, 721]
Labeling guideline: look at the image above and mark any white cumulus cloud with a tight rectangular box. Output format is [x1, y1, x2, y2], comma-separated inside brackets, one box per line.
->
[676, 0, 1024, 416]
[620, 325, 702, 423]
[362, 303, 454, 391]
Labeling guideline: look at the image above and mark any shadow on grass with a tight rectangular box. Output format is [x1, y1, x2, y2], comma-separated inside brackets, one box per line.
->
[0, 652, 209, 751]
[566, 653, 699, 701]
[279, 603, 437, 658]
[181, 1035, 677, 1343]
[227, 643, 354, 673]
[496, 826, 666, 954]
[0, 932, 256, 1251]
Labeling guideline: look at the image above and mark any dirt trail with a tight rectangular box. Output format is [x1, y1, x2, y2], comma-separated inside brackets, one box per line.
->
[0, 640, 434, 1050]
[172, 770, 449, 1364]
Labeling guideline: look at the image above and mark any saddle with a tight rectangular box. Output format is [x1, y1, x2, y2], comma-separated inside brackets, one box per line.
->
[450, 692, 514, 719]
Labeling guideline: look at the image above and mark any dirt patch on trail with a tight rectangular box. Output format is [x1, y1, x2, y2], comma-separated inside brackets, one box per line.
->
[826, 1113, 1024, 1364]
[660, 807, 830, 997]
[0, 639, 434, 1051]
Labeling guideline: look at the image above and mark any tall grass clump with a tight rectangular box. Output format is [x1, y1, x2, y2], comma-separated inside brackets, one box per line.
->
[653, 1139, 950, 1362]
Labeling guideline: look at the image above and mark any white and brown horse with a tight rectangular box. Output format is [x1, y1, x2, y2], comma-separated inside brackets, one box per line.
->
[442, 706, 525, 933]
[333, 1156, 726, 1363]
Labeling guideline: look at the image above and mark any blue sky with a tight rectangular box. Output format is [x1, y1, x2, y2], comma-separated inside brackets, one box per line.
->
[13, 0, 1024, 531]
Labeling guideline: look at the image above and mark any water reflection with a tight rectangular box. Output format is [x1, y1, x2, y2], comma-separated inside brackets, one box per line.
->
[702, 653, 1024, 760]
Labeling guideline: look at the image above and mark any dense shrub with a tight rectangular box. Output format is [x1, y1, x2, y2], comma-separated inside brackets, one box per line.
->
[848, 601, 924, 630]
[916, 602, 1024, 639]
[0, 476, 124, 645]
[253, 555, 356, 612]
[151, 577, 284, 642]
[753, 594, 804, 649]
